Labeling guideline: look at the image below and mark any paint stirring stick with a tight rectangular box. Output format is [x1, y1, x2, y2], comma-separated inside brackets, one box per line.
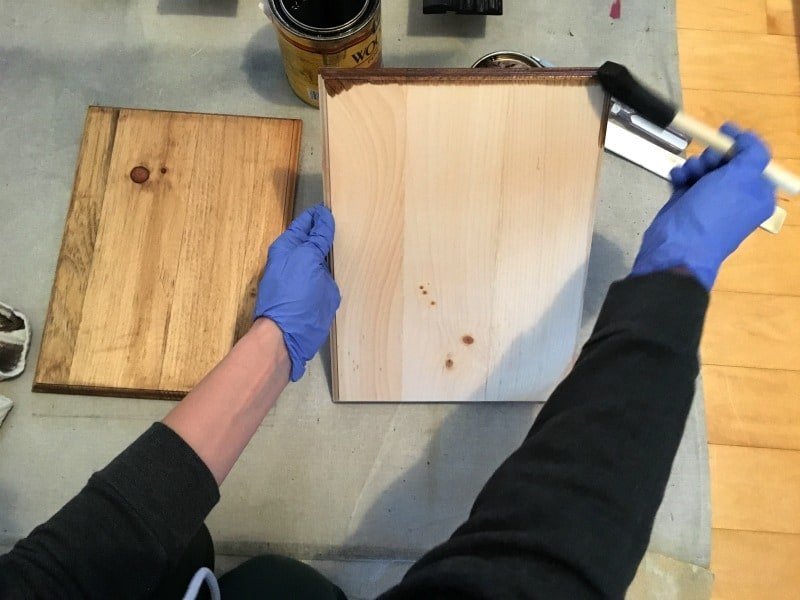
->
[598, 61, 798, 234]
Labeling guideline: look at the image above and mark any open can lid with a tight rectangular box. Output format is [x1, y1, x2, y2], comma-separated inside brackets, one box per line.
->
[276, 0, 371, 34]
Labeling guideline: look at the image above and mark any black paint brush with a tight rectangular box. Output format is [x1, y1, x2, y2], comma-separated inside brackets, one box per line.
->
[598, 61, 800, 197]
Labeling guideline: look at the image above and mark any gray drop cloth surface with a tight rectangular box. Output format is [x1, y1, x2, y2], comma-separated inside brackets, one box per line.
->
[0, 0, 709, 574]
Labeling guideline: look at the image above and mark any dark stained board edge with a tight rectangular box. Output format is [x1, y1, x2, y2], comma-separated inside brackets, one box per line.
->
[32, 380, 188, 401]
[320, 67, 599, 97]
[34, 107, 119, 389]
[83, 105, 305, 124]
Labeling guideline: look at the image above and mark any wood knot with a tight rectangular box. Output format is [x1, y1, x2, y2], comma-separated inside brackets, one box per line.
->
[130, 166, 150, 184]
[462, 335, 474, 345]
[445, 358, 454, 369]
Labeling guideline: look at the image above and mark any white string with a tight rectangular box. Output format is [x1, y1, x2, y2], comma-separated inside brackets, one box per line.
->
[182, 567, 221, 600]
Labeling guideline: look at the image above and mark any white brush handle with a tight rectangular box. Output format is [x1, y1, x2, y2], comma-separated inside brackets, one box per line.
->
[672, 112, 800, 195]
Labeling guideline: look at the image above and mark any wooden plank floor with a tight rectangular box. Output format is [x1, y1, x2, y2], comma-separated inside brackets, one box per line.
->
[677, 1, 800, 596]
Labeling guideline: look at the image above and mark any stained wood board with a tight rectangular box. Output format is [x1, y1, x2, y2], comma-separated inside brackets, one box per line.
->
[34, 107, 302, 399]
[320, 68, 608, 403]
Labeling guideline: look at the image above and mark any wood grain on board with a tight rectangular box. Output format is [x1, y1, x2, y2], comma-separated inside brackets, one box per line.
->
[704, 366, 800, 450]
[710, 443, 800, 534]
[701, 291, 800, 371]
[678, 30, 800, 95]
[712, 529, 800, 598]
[320, 69, 607, 403]
[34, 107, 301, 399]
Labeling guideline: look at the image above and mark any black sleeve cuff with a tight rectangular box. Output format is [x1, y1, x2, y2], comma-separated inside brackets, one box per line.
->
[592, 272, 710, 354]
[94, 422, 220, 558]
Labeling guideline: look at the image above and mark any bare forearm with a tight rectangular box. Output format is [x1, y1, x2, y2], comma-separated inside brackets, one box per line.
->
[163, 318, 291, 485]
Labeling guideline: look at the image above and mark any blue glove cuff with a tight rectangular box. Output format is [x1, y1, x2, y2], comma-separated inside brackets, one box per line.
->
[283, 333, 307, 382]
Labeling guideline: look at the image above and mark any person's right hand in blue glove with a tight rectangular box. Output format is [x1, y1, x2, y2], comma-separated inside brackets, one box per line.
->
[254, 204, 341, 382]
[630, 123, 777, 290]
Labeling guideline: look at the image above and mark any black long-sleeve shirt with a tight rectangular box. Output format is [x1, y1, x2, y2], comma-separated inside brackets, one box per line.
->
[0, 272, 708, 599]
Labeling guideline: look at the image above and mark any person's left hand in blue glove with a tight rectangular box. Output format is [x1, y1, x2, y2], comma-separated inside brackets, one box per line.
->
[254, 204, 341, 382]
[157, 206, 340, 484]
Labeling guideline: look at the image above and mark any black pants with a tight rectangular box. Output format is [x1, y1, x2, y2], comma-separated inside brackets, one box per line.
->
[153, 525, 347, 599]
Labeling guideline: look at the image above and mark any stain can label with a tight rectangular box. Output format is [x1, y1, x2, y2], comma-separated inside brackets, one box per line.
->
[270, 3, 382, 107]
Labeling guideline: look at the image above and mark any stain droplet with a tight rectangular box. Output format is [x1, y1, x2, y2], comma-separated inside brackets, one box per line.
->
[445, 358, 454, 369]
[130, 166, 150, 184]
[160, 166, 168, 174]
[462, 335, 474, 345]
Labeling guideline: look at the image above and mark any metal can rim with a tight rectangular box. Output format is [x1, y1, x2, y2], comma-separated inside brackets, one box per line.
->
[471, 51, 544, 69]
[278, 0, 370, 35]
[268, 0, 378, 40]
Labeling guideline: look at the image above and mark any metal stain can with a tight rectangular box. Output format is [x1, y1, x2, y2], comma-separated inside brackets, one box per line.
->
[471, 51, 545, 70]
[265, 0, 382, 107]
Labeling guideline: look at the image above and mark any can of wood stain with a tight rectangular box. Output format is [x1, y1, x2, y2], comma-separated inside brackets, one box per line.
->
[264, 0, 382, 107]
[471, 51, 545, 70]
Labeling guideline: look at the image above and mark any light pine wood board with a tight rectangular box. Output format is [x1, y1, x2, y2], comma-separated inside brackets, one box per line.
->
[34, 107, 302, 399]
[710, 444, 800, 534]
[767, 0, 799, 35]
[704, 366, 800, 450]
[711, 529, 800, 599]
[677, 0, 768, 33]
[678, 30, 800, 95]
[701, 291, 800, 371]
[320, 69, 607, 403]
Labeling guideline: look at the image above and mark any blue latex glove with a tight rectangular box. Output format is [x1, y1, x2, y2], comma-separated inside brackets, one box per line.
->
[254, 205, 341, 382]
[631, 123, 776, 290]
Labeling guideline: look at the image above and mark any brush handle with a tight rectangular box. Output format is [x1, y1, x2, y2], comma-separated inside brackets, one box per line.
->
[672, 112, 800, 196]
